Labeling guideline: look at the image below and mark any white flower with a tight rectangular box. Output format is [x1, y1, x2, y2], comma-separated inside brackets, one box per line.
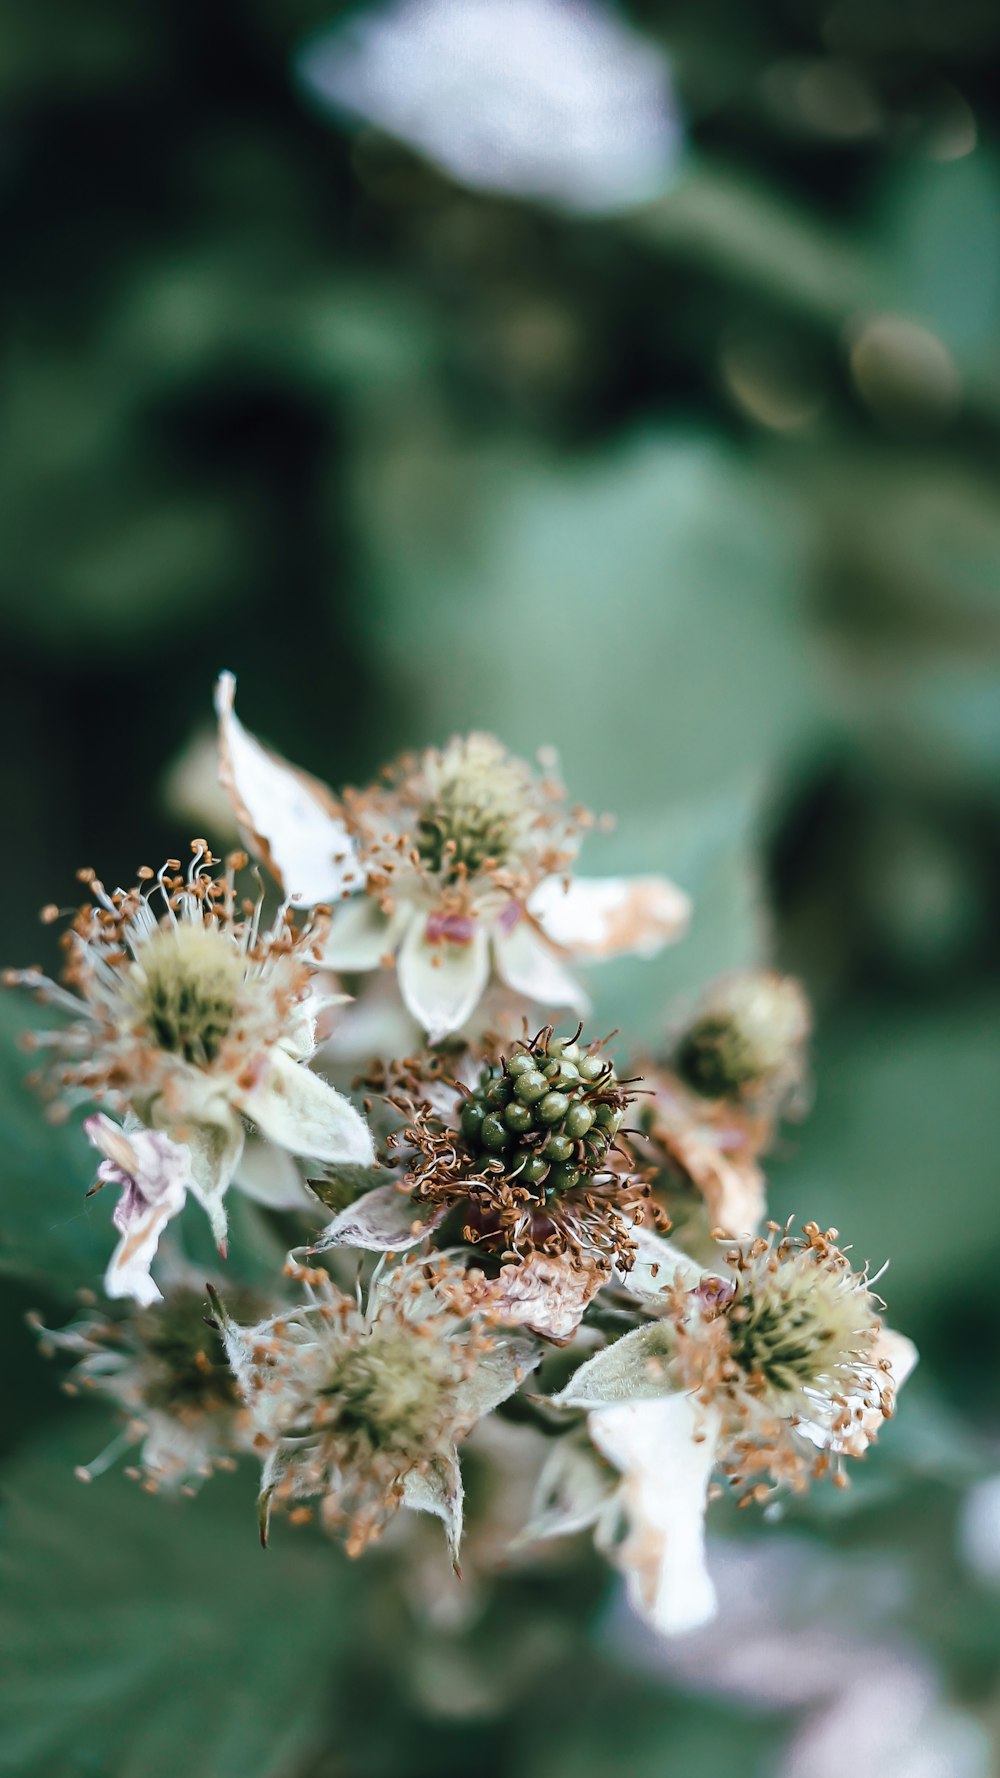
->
[210, 1255, 538, 1561]
[8, 841, 374, 1298]
[216, 673, 690, 1044]
[294, 0, 681, 216]
[531, 1225, 917, 1636]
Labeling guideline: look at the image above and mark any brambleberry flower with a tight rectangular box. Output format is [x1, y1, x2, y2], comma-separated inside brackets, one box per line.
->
[6, 842, 374, 1298]
[32, 1279, 265, 1492]
[314, 1029, 661, 1338]
[538, 1223, 916, 1635]
[216, 673, 690, 1043]
[209, 1256, 538, 1561]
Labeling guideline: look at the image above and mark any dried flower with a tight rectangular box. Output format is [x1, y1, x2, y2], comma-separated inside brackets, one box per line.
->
[210, 1256, 538, 1561]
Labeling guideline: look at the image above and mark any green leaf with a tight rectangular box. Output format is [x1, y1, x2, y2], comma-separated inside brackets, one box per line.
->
[0, 1421, 353, 1778]
[0, 998, 109, 1296]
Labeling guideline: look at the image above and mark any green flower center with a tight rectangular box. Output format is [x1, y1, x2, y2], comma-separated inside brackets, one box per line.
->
[459, 1035, 626, 1199]
[328, 1327, 453, 1451]
[726, 1263, 872, 1399]
[135, 924, 244, 1065]
[414, 741, 527, 879]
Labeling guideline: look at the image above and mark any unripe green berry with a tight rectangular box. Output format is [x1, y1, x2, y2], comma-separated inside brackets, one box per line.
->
[484, 1077, 511, 1108]
[564, 1102, 595, 1139]
[546, 1163, 581, 1194]
[514, 1070, 548, 1104]
[460, 1101, 485, 1140]
[507, 1052, 535, 1078]
[519, 1156, 549, 1186]
[579, 1054, 606, 1082]
[537, 1091, 570, 1125]
[543, 1133, 575, 1163]
[480, 1112, 510, 1151]
[503, 1100, 534, 1134]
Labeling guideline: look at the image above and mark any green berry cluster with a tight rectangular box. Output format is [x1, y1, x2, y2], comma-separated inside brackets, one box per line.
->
[458, 1034, 627, 1199]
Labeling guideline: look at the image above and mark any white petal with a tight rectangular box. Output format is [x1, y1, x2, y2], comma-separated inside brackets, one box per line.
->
[403, 1453, 464, 1568]
[397, 911, 491, 1042]
[530, 873, 691, 960]
[234, 1138, 315, 1211]
[616, 1226, 706, 1300]
[454, 1338, 540, 1421]
[238, 1048, 375, 1166]
[591, 1394, 719, 1636]
[552, 1321, 674, 1408]
[320, 896, 411, 970]
[492, 917, 589, 1012]
[310, 1182, 443, 1252]
[518, 1437, 615, 1544]
[215, 670, 361, 903]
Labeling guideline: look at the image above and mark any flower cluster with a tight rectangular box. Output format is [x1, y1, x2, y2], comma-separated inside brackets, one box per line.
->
[6, 674, 915, 1637]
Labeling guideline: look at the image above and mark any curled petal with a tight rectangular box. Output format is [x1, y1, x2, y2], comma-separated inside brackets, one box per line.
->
[238, 1048, 375, 1167]
[530, 873, 691, 960]
[397, 911, 491, 1042]
[466, 1251, 605, 1342]
[215, 670, 361, 903]
[591, 1394, 720, 1636]
[310, 1182, 444, 1253]
[492, 916, 589, 1013]
[86, 1115, 194, 1307]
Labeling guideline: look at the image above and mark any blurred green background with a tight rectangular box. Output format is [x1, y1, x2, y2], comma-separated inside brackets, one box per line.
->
[2, 0, 1000, 1773]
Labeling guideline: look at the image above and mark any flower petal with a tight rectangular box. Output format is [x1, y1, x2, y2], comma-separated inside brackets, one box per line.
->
[310, 1182, 444, 1252]
[215, 670, 361, 904]
[238, 1048, 375, 1166]
[320, 896, 411, 971]
[397, 911, 491, 1042]
[454, 1338, 540, 1421]
[465, 1251, 605, 1342]
[234, 1138, 315, 1211]
[402, 1452, 465, 1568]
[591, 1394, 719, 1636]
[552, 1321, 674, 1408]
[518, 1436, 616, 1543]
[86, 1116, 194, 1308]
[616, 1226, 706, 1300]
[530, 873, 691, 960]
[492, 916, 589, 1012]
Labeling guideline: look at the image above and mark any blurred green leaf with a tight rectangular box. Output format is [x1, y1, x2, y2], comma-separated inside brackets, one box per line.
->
[0, 1423, 350, 1778]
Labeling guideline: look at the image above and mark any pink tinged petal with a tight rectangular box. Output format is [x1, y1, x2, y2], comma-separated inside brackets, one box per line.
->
[310, 1182, 444, 1253]
[238, 1047, 375, 1166]
[397, 910, 491, 1042]
[473, 1252, 605, 1342]
[492, 916, 589, 1013]
[529, 873, 692, 961]
[591, 1395, 720, 1636]
[214, 670, 361, 903]
[320, 896, 411, 971]
[86, 1116, 194, 1308]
